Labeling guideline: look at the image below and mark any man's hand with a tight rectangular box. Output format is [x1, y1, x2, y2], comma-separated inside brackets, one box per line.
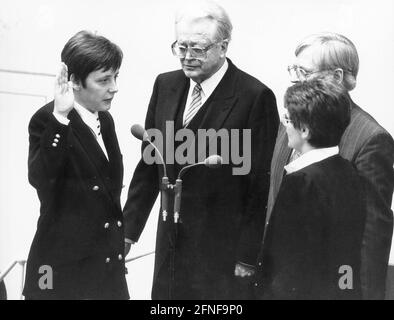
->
[234, 262, 256, 278]
[54, 62, 75, 117]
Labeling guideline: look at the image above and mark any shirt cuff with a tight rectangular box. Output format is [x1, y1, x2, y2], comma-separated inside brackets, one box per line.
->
[52, 111, 70, 125]
[124, 238, 135, 245]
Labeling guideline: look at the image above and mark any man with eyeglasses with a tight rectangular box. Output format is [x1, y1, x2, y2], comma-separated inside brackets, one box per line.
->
[255, 32, 394, 300]
[123, 0, 278, 299]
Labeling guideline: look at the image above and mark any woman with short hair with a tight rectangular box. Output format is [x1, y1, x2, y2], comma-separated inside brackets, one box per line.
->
[260, 78, 366, 300]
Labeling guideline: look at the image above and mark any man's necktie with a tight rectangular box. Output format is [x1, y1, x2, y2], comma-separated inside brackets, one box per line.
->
[183, 83, 202, 127]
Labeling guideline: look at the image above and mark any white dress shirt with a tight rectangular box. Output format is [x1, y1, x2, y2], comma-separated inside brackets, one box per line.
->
[183, 59, 228, 125]
[284, 146, 339, 174]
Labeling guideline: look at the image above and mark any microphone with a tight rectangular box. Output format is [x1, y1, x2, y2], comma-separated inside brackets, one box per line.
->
[131, 124, 169, 221]
[130, 124, 167, 177]
[130, 124, 149, 142]
[177, 155, 223, 179]
[174, 155, 223, 223]
[204, 154, 223, 169]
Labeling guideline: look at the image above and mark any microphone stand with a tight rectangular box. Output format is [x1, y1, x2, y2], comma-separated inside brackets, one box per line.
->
[172, 162, 210, 224]
[144, 139, 171, 223]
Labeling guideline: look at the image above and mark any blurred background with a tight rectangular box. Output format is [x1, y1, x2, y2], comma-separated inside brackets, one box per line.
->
[0, 0, 393, 299]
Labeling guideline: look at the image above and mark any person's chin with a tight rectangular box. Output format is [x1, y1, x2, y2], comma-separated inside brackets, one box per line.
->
[101, 101, 112, 111]
[183, 69, 201, 81]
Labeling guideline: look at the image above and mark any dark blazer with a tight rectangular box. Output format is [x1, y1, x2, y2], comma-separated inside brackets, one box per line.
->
[23, 102, 129, 300]
[258, 155, 366, 300]
[263, 102, 394, 299]
[123, 59, 279, 299]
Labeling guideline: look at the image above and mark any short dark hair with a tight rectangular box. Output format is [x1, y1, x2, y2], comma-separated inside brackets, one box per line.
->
[284, 78, 351, 148]
[61, 30, 123, 87]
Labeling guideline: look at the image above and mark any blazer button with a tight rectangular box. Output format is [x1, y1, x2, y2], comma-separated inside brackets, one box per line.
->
[52, 143, 57, 147]
[117, 221, 122, 227]
[54, 138, 59, 143]
[92, 185, 99, 191]
[105, 257, 111, 263]
[104, 222, 109, 229]
[118, 254, 123, 260]
[55, 134, 61, 138]
[258, 262, 262, 266]
[254, 283, 259, 287]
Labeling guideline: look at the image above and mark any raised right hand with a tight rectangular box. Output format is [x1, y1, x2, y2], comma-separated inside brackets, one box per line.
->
[54, 62, 75, 117]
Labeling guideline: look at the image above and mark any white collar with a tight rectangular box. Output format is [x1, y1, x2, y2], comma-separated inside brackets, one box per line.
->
[73, 101, 100, 136]
[284, 146, 339, 174]
[190, 59, 228, 98]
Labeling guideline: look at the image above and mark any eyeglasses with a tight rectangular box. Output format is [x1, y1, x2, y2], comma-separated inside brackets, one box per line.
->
[287, 65, 321, 80]
[281, 114, 293, 126]
[288, 65, 351, 81]
[171, 40, 225, 59]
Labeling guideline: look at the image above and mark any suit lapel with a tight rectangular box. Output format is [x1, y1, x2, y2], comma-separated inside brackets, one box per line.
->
[100, 113, 123, 209]
[69, 109, 112, 181]
[339, 101, 360, 161]
[274, 125, 292, 186]
[160, 73, 189, 182]
[162, 74, 190, 127]
[100, 112, 122, 178]
[100, 112, 121, 165]
[266, 124, 292, 224]
[192, 59, 237, 132]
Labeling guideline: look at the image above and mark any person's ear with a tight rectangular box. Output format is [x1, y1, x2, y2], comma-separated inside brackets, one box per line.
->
[70, 74, 81, 90]
[219, 39, 229, 58]
[300, 126, 310, 140]
[333, 68, 344, 84]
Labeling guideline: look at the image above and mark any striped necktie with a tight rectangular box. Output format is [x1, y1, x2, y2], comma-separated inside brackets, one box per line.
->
[183, 83, 202, 127]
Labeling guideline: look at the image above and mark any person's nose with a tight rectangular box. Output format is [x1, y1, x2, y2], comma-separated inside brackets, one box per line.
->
[184, 49, 194, 61]
[109, 79, 118, 93]
[289, 73, 300, 84]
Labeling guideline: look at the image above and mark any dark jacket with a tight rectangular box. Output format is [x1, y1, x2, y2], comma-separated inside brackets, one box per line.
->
[264, 102, 394, 299]
[123, 59, 279, 299]
[258, 155, 366, 299]
[23, 102, 129, 300]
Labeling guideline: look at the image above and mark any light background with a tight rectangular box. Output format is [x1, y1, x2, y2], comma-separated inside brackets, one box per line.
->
[0, 0, 393, 299]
